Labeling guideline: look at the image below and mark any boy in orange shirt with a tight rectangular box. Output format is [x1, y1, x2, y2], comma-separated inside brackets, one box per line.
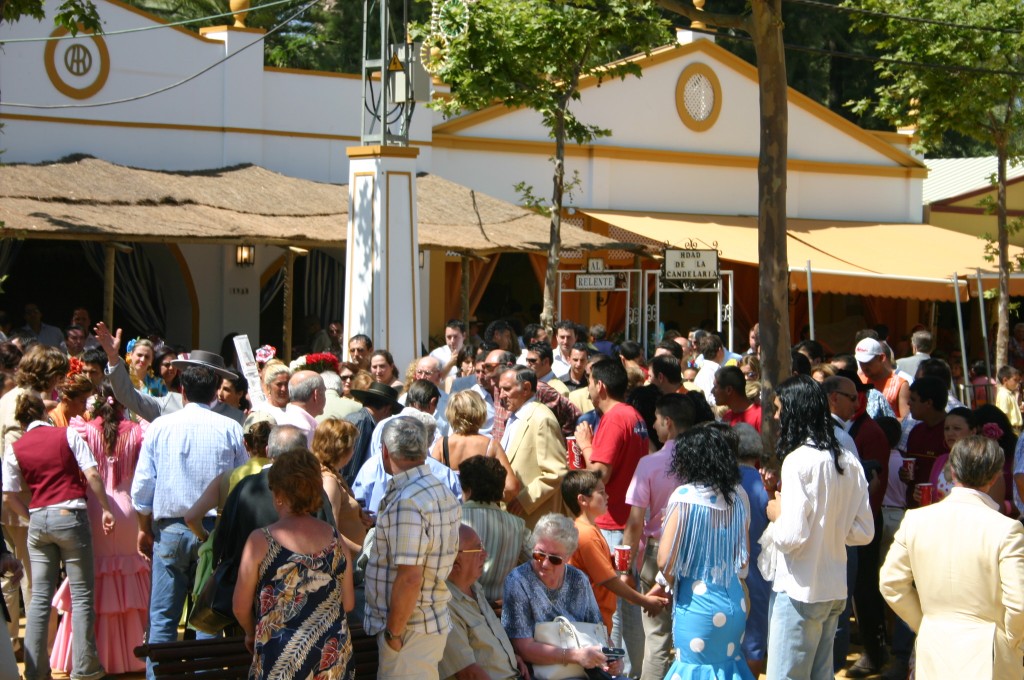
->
[562, 470, 668, 632]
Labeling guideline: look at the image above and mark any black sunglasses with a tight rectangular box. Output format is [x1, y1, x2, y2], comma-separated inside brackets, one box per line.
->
[532, 550, 565, 566]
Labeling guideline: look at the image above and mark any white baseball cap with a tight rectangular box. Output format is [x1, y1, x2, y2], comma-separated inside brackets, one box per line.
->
[854, 338, 884, 364]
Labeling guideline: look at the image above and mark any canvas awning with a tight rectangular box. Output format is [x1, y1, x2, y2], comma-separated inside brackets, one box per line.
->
[581, 209, 1024, 301]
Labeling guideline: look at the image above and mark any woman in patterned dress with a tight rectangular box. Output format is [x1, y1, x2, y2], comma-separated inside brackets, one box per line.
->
[233, 449, 354, 680]
[658, 425, 754, 680]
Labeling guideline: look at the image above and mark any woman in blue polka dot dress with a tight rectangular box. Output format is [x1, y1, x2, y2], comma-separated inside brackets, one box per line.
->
[657, 426, 755, 680]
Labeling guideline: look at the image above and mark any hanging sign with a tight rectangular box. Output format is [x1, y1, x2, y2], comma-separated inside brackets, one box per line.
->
[664, 249, 719, 280]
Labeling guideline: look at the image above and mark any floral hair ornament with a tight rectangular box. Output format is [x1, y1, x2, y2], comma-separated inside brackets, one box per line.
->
[982, 422, 1004, 441]
[66, 356, 83, 377]
[126, 338, 138, 353]
[290, 353, 340, 374]
[255, 345, 277, 364]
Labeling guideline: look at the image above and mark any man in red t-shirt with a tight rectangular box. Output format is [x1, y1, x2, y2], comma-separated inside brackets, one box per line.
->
[575, 358, 649, 675]
[714, 365, 762, 432]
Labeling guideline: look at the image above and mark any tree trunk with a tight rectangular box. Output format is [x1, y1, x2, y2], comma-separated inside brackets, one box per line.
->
[995, 141, 1009, 369]
[750, 0, 790, 450]
[540, 110, 566, 333]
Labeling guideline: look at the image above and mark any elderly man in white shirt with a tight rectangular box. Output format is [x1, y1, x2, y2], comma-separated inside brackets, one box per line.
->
[764, 375, 873, 680]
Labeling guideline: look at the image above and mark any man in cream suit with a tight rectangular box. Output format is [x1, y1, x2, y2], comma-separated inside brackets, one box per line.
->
[498, 366, 567, 528]
[880, 435, 1024, 680]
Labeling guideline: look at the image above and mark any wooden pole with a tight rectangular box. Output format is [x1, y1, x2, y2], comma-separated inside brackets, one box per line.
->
[103, 244, 116, 328]
[283, 249, 295, 361]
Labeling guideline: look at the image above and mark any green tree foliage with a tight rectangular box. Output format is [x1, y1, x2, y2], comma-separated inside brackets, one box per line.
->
[849, 0, 1024, 366]
[420, 0, 670, 329]
[2, 0, 101, 32]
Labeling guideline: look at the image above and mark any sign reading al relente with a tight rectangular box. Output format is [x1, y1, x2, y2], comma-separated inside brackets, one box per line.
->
[664, 249, 719, 280]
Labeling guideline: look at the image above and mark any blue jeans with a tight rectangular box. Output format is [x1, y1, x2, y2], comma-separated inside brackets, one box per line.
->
[147, 518, 215, 680]
[767, 591, 845, 680]
[25, 507, 103, 680]
[833, 546, 858, 671]
[600, 528, 644, 677]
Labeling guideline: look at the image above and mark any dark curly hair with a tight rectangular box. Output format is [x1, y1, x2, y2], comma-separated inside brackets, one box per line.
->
[670, 426, 741, 505]
[458, 455, 506, 504]
[682, 391, 715, 426]
[777, 374, 843, 473]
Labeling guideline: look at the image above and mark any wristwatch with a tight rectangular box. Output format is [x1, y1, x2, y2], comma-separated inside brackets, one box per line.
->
[384, 629, 400, 642]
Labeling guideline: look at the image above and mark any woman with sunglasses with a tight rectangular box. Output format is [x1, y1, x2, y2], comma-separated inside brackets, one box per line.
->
[501, 513, 623, 677]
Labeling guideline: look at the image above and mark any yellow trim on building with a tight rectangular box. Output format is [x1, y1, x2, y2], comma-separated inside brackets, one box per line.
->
[199, 24, 266, 35]
[431, 133, 927, 178]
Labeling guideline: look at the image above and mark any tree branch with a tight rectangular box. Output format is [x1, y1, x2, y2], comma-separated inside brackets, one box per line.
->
[656, 0, 750, 33]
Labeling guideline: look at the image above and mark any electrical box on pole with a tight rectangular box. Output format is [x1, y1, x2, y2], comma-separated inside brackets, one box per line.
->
[360, 0, 430, 145]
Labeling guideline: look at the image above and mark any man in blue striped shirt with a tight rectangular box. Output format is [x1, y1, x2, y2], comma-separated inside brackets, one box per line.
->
[131, 365, 247, 680]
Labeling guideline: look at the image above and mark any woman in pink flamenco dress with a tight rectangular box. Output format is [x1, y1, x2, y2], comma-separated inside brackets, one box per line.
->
[50, 385, 150, 675]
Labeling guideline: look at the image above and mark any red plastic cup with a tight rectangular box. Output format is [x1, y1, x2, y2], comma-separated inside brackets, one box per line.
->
[614, 545, 631, 572]
[916, 483, 934, 506]
[566, 436, 585, 470]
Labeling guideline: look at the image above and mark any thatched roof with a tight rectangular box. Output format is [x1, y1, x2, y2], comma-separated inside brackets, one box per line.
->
[0, 156, 630, 255]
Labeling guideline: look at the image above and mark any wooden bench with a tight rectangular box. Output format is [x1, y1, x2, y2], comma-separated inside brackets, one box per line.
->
[134, 623, 378, 678]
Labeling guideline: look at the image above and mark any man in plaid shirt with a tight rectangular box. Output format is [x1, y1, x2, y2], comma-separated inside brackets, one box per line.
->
[364, 416, 461, 679]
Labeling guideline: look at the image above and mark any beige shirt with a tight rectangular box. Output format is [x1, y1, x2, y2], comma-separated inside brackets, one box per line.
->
[0, 386, 35, 527]
[440, 581, 518, 680]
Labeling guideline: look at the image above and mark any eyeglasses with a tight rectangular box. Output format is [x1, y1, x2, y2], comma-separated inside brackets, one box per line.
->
[525, 358, 539, 365]
[415, 369, 438, 377]
[532, 550, 565, 566]
[339, 374, 354, 380]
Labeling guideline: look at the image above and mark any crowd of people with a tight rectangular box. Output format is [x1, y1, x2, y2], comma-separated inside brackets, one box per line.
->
[0, 302, 1022, 680]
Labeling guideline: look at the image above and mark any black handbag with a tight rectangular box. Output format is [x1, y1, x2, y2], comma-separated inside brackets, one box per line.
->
[188, 559, 236, 634]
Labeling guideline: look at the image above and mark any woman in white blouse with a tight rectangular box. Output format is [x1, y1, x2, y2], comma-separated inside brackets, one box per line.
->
[764, 375, 873, 680]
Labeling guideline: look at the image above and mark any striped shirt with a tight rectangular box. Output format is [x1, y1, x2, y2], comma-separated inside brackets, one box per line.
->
[364, 463, 461, 635]
[131, 403, 247, 520]
[461, 500, 531, 603]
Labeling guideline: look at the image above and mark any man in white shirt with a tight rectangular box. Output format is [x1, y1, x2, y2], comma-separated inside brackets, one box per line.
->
[429, 319, 466, 380]
[399, 356, 450, 437]
[551, 320, 577, 380]
[18, 304, 63, 348]
[275, 370, 325, 447]
[824, 375, 860, 457]
[693, 333, 725, 406]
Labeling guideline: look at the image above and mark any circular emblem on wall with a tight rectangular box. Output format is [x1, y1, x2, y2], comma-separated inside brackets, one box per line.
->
[675, 62, 721, 132]
[44, 26, 110, 100]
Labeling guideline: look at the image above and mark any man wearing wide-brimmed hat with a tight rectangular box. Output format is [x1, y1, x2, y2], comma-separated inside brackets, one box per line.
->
[340, 381, 403, 486]
[95, 322, 244, 424]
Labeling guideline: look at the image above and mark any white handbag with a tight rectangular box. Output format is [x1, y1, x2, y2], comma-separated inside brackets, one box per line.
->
[532, 615, 607, 680]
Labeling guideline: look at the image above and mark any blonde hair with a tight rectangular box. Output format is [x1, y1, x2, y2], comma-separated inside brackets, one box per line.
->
[446, 390, 487, 435]
[262, 360, 291, 387]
